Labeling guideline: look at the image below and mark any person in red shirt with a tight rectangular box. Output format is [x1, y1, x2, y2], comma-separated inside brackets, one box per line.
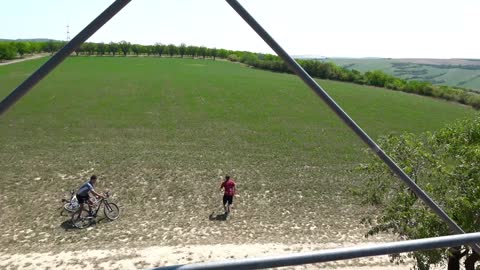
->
[220, 175, 236, 214]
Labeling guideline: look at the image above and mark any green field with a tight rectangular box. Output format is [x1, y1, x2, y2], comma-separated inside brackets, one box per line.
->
[0, 56, 475, 253]
[328, 58, 480, 91]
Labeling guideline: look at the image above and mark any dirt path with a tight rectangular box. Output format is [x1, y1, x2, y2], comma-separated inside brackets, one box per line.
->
[0, 54, 48, 66]
[0, 242, 413, 270]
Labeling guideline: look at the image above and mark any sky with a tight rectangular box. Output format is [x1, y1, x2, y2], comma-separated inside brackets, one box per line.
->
[1, 0, 479, 59]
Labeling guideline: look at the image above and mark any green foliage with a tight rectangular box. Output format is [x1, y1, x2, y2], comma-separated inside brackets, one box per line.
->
[108, 42, 119, 56]
[97, 42, 106, 55]
[365, 70, 395, 87]
[355, 116, 480, 269]
[154, 43, 165, 57]
[14, 42, 30, 56]
[227, 54, 239, 62]
[43, 40, 65, 54]
[131, 44, 141, 56]
[210, 47, 217, 60]
[83, 42, 97, 56]
[198, 46, 207, 59]
[119, 41, 131, 56]
[178, 43, 186, 58]
[166, 44, 177, 57]
[0, 42, 17, 60]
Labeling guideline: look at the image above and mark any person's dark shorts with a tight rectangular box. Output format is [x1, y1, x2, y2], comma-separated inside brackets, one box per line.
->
[76, 194, 89, 204]
[223, 195, 233, 205]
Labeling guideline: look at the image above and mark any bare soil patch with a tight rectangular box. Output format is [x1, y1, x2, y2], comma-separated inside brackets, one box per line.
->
[0, 242, 413, 270]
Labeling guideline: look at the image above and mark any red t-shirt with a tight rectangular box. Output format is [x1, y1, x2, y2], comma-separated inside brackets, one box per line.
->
[221, 180, 236, 196]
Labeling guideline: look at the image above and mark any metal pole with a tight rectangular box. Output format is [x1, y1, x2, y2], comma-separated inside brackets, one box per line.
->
[225, 0, 480, 254]
[0, 0, 132, 116]
[150, 232, 480, 270]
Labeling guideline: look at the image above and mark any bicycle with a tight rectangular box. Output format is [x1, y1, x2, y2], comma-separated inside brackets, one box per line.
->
[71, 191, 120, 229]
[61, 190, 80, 213]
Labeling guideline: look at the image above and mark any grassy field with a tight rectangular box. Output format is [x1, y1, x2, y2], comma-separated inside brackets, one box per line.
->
[328, 58, 480, 90]
[0, 56, 476, 254]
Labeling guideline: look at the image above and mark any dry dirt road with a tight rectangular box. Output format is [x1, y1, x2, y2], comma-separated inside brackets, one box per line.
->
[0, 54, 48, 66]
[0, 242, 415, 270]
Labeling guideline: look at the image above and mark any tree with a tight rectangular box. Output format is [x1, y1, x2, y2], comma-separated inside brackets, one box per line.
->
[179, 43, 186, 58]
[198, 46, 207, 59]
[84, 42, 96, 55]
[0, 42, 17, 60]
[97, 42, 106, 56]
[45, 40, 58, 54]
[167, 44, 177, 57]
[187, 45, 197, 58]
[108, 42, 119, 56]
[14, 42, 30, 57]
[119, 40, 131, 56]
[131, 44, 141, 56]
[355, 116, 480, 270]
[364, 70, 394, 87]
[145, 45, 154, 56]
[217, 49, 228, 59]
[74, 44, 82, 56]
[227, 54, 239, 62]
[211, 48, 218, 60]
[29, 42, 41, 54]
[240, 52, 258, 66]
[154, 43, 165, 57]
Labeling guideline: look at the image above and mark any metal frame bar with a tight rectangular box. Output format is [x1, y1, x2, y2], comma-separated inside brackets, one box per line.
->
[1, 0, 478, 268]
[0, 0, 132, 116]
[150, 232, 480, 270]
[225, 0, 480, 254]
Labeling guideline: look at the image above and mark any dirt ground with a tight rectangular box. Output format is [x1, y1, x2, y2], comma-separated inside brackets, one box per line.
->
[0, 167, 419, 270]
[0, 54, 48, 66]
[0, 242, 414, 270]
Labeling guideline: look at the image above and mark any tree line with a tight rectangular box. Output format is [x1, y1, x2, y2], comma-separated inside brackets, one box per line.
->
[0, 40, 65, 60]
[2, 40, 480, 109]
[0, 40, 224, 60]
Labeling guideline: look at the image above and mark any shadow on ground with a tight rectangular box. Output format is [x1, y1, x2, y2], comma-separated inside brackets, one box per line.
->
[209, 211, 228, 221]
[60, 215, 111, 230]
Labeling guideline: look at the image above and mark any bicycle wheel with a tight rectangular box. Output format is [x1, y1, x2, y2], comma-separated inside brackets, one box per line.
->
[71, 209, 91, 229]
[104, 202, 120, 221]
[64, 202, 80, 213]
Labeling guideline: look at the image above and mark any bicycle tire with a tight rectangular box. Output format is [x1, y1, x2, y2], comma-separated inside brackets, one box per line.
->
[64, 202, 80, 213]
[104, 202, 120, 221]
[71, 209, 91, 229]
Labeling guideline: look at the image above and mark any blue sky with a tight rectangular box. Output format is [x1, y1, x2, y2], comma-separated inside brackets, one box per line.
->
[1, 0, 479, 58]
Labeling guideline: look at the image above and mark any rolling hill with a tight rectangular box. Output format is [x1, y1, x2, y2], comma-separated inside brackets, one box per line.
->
[326, 57, 480, 91]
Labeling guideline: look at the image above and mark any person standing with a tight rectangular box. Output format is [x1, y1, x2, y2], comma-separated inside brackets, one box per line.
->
[220, 175, 236, 214]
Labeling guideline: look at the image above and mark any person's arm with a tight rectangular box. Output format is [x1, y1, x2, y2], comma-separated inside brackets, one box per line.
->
[220, 182, 224, 191]
[91, 189, 105, 199]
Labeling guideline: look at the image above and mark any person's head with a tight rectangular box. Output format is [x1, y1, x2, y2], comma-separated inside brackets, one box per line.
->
[90, 175, 97, 184]
[225, 175, 230, 181]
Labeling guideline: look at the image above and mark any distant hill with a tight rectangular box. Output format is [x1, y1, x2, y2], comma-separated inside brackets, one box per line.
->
[323, 58, 480, 91]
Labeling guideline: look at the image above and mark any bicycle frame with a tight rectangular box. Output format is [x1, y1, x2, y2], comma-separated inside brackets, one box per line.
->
[89, 195, 114, 216]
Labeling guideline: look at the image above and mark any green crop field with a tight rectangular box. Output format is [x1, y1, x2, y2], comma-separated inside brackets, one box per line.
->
[0, 56, 475, 254]
[328, 58, 480, 91]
